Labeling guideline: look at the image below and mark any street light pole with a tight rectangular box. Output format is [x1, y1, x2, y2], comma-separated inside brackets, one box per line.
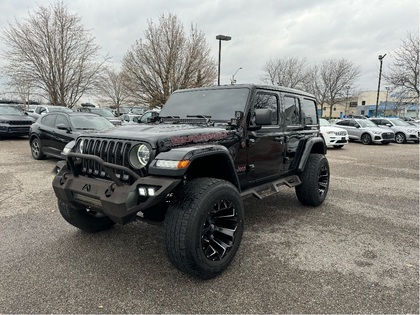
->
[384, 86, 390, 117]
[216, 34, 231, 86]
[375, 53, 386, 117]
[231, 67, 242, 85]
[345, 86, 350, 116]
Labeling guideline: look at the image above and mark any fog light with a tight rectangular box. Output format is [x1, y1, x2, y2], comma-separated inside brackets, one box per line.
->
[139, 187, 147, 196]
[147, 188, 156, 196]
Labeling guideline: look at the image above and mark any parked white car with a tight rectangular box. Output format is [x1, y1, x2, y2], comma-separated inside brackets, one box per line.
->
[370, 117, 419, 144]
[319, 118, 349, 148]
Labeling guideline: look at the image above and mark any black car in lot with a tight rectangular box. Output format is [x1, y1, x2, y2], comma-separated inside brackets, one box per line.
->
[29, 112, 115, 160]
[0, 104, 35, 138]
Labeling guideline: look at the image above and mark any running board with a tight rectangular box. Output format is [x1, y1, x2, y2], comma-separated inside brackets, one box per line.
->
[240, 175, 301, 200]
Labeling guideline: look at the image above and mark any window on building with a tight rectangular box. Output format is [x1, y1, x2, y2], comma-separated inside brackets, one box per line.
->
[349, 101, 357, 107]
[362, 101, 366, 105]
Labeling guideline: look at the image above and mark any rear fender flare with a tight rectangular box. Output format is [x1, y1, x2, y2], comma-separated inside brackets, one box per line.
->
[297, 137, 327, 172]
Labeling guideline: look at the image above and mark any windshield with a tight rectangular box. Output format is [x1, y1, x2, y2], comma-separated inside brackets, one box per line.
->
[160, 87, 250, 121]
[91, 108, 115, 118]
[358, 119, 377, 127]
[391, 119, 411, 126]
[70, 115, 114, 130]
[0, 106, 24, 115]
[319, 118, 331, 126]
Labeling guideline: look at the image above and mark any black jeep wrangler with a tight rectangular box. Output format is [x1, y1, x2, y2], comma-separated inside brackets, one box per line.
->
[52, 84, 329, 279]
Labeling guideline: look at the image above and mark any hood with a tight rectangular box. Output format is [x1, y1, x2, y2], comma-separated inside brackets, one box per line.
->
[79, 123, 238, 149]
[365, 126, 394, 133]
[0, 114, 34, 123]
[320, 125, 347, 133]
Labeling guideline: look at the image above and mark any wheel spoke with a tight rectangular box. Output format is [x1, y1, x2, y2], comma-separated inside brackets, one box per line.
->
[214, 225, 237, 238]
[200, 198, 238, 261]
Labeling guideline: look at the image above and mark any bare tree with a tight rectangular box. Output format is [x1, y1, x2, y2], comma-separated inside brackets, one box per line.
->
[262, 57, 308, 89]
[384, 30, 419, 118]
[5, 73, 35, 110]
[1, 1, 107, 108]
[306, 59, 360, 119]
[121, 13, 217, 108]
[304, 65, 329, 116]
[94, 66, 130, 115]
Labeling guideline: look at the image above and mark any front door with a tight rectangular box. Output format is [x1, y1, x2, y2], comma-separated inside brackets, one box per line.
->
[247, 91, 285, 183]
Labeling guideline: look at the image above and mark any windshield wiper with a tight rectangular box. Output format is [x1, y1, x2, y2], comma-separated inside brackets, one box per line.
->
[187, 115, 212, 120]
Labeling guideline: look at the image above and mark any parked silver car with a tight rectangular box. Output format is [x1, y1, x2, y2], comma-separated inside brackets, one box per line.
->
[370, 117, 419, 144]
[28, 105, 74, 120]
[334, 118, 395, 145]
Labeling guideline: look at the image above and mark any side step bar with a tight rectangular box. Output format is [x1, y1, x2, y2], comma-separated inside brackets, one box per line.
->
[240, 175, 301, 200]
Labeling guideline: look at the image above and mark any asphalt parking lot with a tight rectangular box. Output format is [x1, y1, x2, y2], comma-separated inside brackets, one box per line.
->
[0, 138, 418, 314]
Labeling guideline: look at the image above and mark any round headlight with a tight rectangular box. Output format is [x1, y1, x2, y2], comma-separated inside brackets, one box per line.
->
[129, 144, 151, 169]
[78, 139, 85, 153]
[137, 144, 150, 165]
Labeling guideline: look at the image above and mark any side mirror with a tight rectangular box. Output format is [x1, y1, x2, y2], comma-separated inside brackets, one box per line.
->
[254, 108, 272, 125]
[56, 123, 71, 132]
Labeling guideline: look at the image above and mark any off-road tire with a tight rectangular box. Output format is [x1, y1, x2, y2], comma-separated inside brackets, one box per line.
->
[361, 133, 372, 145]
[395, 132, 406, 144]
[31, 137, 46, 160]
[164, 178, 244, 279]
[58, 199, 116, 233]
[295, 153, 329, 206]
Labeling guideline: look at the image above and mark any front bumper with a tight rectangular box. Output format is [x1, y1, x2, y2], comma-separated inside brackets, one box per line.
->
[52, 156, 181, 224]
[324, 135, 348, 146]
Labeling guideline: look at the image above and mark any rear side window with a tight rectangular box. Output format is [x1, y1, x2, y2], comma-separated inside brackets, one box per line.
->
[336, 120, 349, 126]
[42, 114, 57, 127]
[301, 98, 318, 125]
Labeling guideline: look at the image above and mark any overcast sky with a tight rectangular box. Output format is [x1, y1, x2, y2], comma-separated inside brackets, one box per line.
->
[0, 0, 418, 96]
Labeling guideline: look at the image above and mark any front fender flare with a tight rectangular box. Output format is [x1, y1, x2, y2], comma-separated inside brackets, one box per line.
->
[148, 144, 240, 189]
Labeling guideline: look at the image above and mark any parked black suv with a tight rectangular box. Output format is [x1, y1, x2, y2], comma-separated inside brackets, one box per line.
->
[52, 84, 329, 279]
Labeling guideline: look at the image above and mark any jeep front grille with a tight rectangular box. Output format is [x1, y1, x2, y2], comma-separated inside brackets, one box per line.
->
[79, 138, 133, 183]
[9, 120, 32, 126]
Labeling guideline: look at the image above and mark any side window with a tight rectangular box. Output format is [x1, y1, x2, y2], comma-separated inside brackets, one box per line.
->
[337, 120, 349, 126]
[43, 114, 57, 127]
[284, 96, 301, 125]
[140, 112, 152, 123]
[55, 114, 69, 128]
[301, 98, 317, 125]
[349, 120, 358, 127]
[254, 92, 278, 125]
